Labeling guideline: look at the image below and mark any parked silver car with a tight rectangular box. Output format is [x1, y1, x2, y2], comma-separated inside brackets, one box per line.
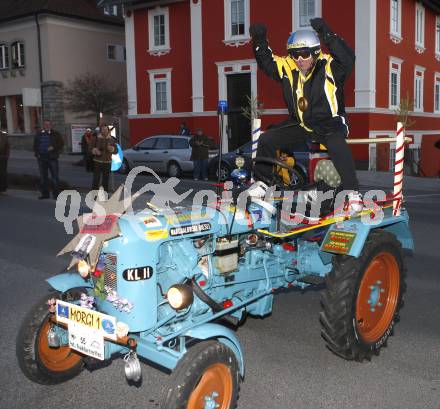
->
[121, 135, 217, 177]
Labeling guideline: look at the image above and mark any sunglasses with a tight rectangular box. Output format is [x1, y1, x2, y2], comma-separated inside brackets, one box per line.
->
[289, 49, 313, 60]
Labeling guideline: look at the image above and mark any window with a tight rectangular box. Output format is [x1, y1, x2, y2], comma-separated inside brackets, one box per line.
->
[138, 138, 156, 150]
[11, 41, 24, 68]
[0, 44, 9, 69]
[293, 0, 321, 30]
[155, 82, 167, 111]
[172, 138, 189, 149]
[103, 5, 118, 16]
[231, 0, 245, 36]
[414, 66, 425, 112]
[107, 44, 125, 62]
[107, 45, 116, 60]
[155, 137, 171, 150]
[224, 0, 250, 44]
[148, 68, 172, 113]
[148, 7, 170, 55]
[390, 0, 402, 42]
[436, 16, 440, 57]
[434, 74, 440, 113]
[389, 57, 402, 109]
[415, 2, 425, 51]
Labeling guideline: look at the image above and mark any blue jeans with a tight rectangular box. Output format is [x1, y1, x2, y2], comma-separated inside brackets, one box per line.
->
[38, 155, 60, 197]
[193, 159, 208, 180]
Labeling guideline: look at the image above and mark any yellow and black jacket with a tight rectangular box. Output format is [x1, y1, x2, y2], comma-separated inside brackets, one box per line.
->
[253, 33, 355, 137]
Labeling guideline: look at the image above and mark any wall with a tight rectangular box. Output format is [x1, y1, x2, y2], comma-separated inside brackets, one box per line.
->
[0, 17, 41, 96]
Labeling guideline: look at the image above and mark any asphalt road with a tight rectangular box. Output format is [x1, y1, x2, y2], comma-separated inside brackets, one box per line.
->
[1, 158, 440, 409]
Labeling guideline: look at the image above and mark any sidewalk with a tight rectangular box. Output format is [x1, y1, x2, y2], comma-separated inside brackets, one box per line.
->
[7, 149, 440, 194]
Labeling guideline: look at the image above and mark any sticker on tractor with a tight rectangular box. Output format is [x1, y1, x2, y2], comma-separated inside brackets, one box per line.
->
[145, 228, 169, 241]
[142, 216, 162, 227]
[169, 222, 212, 237]
[123, 266, 153, 281]
[321, 230, 357, 254]
[81, 214, 118, 234]
[165, 213, 209, 225]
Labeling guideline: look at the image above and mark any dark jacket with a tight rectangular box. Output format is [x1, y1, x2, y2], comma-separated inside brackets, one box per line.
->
[33, 129, 64, 158]
[189, 134, 214, 160]
[92, 134, 117, 163]
[81, 132, 94, 157]
[252, 33, 355, 136]
[0, 134, 9, 160]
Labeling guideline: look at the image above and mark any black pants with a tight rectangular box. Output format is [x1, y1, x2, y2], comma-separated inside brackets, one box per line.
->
[84, 155, 94, 172]
[0, 158, 7, 192]
[254, 123, 359, 191]
[38, 156, 60, 197]
[92, 161, 111, 192]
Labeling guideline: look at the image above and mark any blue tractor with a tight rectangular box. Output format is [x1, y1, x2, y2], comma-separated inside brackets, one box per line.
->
[16, 156, 413, 409]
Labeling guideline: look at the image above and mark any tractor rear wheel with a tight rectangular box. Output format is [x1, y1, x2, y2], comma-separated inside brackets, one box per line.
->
[320, 229, 405, 361]
[162, 340, 240, 409]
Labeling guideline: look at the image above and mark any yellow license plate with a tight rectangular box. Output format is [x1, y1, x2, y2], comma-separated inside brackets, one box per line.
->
[56, 300, 117, 341]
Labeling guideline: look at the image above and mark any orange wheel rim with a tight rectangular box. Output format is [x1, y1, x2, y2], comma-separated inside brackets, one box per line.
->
[37, 318, 82, 372]
[187, 363, 233, 409]
[355, 252, 400, 343]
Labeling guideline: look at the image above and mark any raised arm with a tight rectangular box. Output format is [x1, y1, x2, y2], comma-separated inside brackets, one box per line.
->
[249, 23, 283, 82]
[310, 18, 355, 82]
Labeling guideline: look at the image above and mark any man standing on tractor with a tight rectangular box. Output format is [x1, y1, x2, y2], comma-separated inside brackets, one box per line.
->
[248, 18, 362, 214]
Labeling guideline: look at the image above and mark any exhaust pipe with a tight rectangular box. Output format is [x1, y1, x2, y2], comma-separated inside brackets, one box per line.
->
[124, 351, 142, 382]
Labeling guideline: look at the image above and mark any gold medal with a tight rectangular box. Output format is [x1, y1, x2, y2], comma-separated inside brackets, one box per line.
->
[298, 96, 308, 112]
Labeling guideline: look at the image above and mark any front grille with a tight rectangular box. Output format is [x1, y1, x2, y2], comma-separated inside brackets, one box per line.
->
[103, 253, 117, 291]
[93, 253, 117, 292]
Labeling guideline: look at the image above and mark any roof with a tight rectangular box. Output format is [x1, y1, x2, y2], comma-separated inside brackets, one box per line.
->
[420, 0, 440, 13]
[99, 0, 185, 9]
[0, 0, 124, 25]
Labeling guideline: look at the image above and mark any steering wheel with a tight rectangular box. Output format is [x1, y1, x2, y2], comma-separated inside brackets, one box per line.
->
[253, 157, 306, 190]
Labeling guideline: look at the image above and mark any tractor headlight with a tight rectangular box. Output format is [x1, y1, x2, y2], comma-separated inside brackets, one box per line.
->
[77, 259, 90, 278]
[235, 156, 245, 169]
[167, 284, 194, 310]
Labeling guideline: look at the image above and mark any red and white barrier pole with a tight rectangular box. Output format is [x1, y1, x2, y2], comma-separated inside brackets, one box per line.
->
[393, 122, 405, 216]
[251, 118, 261, 182]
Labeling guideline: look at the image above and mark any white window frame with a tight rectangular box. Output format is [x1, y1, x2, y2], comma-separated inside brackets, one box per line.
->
[104, 5, 118, 16]
[11, 41, 24, 68]
[107, 44, 116, 61]
[435, 16, 440, 60]
[415, 2, 425, 53]
[148, 7, 170, 56]
[389, 57, 403, 109]
[223, 0, 250, 47]
[293, 0, 322, 31]
[434, 73, 440, 113]
[107, 44, 125, 62]
[148, 68, 172, 114]
[414, 65, 425, 112]
[389, 0, 402, 43]
[0, 44, 8, 69]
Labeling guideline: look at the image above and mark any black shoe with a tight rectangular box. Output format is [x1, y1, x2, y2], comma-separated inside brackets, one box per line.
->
[38, 195, 50, 200]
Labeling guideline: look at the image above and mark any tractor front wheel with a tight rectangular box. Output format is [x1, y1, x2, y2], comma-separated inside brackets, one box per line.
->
[320, 229, 405, 361]
[16, 291, 84, 384]
[162, 340, 240, 409]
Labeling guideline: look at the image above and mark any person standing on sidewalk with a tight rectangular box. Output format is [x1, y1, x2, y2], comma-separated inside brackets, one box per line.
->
[0, 131, 9, 193]
[179, 122, 190, 136]
[81, 128, 94, 172]
[33, 120, 64, 199]
[91, 125, 117, 193]
[189, 129, 214, 181]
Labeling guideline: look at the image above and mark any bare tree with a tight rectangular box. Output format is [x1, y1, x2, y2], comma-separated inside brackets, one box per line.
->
[64, 72, 127, 126]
